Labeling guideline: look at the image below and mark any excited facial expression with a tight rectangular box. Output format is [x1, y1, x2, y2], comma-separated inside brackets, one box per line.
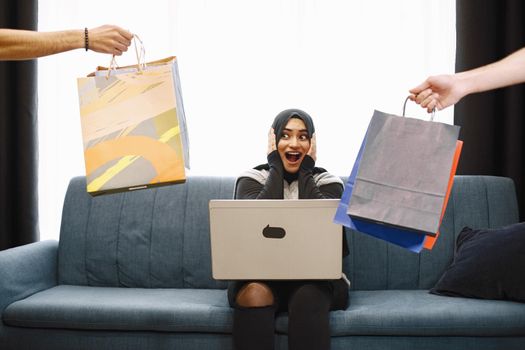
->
[277, 118, 310, 174]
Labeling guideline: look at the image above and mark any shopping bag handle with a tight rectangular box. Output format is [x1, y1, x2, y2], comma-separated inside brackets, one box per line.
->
[402, 96, 436, 121]
[106, 34, 146, 78]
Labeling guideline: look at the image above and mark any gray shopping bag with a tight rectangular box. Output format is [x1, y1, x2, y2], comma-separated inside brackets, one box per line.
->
[347, 108, 460, 235]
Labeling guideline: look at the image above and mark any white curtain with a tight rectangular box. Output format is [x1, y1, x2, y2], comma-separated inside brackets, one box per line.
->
[38, 0, 456, 241]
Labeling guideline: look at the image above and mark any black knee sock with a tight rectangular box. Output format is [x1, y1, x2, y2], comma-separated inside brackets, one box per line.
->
[233, 305, 276, 350]
[288, 284, 331, 350]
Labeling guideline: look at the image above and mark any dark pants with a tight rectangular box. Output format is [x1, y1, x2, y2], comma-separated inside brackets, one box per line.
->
[227, 279, 349, 350]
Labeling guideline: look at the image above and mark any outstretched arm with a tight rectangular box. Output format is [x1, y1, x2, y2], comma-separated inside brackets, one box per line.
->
[410, 47, 525, 112]
[0, 25, 132, 60]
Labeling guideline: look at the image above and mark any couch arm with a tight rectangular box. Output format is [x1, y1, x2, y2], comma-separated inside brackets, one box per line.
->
[0, 240, 58, 313]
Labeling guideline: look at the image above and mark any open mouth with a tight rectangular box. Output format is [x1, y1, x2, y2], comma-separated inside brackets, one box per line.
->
[285, 151, 302, 163]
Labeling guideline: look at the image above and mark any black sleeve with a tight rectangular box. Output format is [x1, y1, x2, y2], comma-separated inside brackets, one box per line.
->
[298, 155, 343, 199]
[235, 151, 284, 199]
[298, 156, 348, 257]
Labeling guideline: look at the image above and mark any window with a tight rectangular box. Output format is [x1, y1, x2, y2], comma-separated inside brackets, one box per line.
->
[38, 0, 456, 240]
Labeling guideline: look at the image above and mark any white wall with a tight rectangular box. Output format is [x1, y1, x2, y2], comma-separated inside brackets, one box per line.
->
[38, 0, 456, 240]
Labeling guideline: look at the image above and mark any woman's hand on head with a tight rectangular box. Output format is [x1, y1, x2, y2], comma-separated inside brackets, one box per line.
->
[308, 133, 317, 161]
[267, 127, 277, 155]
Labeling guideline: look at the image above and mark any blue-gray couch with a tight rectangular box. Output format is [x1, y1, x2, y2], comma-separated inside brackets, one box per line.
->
[1, 175, 525, 350]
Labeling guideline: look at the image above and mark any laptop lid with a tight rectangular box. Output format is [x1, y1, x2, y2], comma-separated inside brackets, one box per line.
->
[209, 199, 342, 280]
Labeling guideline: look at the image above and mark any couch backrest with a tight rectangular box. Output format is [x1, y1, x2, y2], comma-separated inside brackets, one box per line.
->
[58, 176, 235, 289]
[344, 175, 519, 290]
[58, 175, 518, 290]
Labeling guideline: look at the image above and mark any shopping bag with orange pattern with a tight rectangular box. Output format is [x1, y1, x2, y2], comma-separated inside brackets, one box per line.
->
[77, 52, 189, 195]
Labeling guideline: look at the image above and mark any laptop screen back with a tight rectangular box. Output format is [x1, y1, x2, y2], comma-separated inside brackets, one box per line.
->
[209, 199, 342, 280]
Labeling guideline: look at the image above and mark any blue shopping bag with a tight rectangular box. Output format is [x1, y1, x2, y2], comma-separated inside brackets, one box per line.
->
[333, 127, 426, 253]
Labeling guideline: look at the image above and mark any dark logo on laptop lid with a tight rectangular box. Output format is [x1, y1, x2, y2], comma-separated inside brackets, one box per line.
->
[262, 224, 286, 239]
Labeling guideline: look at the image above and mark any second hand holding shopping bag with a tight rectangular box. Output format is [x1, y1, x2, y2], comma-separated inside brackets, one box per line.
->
[335, 98, 462, 252]
[347, 98, 460, 236]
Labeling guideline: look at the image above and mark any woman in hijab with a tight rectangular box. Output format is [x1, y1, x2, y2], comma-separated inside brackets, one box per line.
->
[228, 109, 349, 350]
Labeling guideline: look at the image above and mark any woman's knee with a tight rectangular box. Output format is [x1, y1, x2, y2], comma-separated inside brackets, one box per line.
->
[235, 282, 274, 308]
[289, 283, 330, 312]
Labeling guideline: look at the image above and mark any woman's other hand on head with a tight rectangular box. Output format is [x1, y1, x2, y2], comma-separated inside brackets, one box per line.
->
[308, 133, 317, 162]
[267, 127, 277, 155]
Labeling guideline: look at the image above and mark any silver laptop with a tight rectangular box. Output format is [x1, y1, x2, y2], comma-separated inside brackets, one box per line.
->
[209, 199, 342, 280]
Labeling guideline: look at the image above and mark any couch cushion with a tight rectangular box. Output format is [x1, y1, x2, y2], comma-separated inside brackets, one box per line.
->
[276, 290, 525, 336]
[3, 285, 232, 333]
[6, 287, 525, 338]
[431, 223, 525, 302]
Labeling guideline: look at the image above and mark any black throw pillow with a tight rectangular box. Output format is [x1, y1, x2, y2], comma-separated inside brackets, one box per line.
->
[430, 222, 525, 302]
